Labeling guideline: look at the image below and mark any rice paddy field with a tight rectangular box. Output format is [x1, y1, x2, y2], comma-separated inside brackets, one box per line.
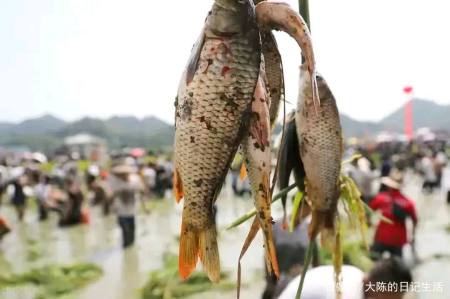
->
[1, 173, 450, 299]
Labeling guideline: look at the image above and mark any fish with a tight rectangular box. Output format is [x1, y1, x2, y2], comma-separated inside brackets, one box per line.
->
[255, 1, 320, 114]
[295, 64, 343, 239]
[241, 68, 279, 277]
[173, 0, 261, 282]
[262, 31, 284, 127]
[277, 111, 305, 227]
[254, 0, 285, 127]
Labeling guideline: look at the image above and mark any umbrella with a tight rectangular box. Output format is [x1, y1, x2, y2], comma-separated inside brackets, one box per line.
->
[130, 148, 146, 158]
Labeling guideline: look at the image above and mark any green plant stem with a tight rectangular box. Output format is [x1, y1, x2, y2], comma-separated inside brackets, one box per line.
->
[299, 0, 310, 31]
[295, 240, 315, 299]
[226, 183, 297, 230]
[299, 0, 310, 64]
[362, 201, 393, 224]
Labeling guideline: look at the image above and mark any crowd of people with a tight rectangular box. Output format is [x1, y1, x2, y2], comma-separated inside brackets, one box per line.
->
[0, 139, 449, 298]
[263, 139, 450, 299]
[0, 154, 174, 248]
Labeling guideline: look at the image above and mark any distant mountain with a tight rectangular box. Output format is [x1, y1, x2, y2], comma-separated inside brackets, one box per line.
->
[0, 114, 174, 153]
[0, 114, 66, 134]
[57, 115, 174, 149]
[340, 99, 450, 138]
[14, 114, 67, 134]
[1, 98, 449, 153]
[0, 122, 13, 132]
[56, 117, 112, 139]
[340, 115, 380, 138]
[379, 99, 450, 131]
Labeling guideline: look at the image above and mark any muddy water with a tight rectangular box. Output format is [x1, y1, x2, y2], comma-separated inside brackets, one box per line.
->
[0, 183, 269, 299]
[0, 175, 449, 299]
[402, 173, 450, 299]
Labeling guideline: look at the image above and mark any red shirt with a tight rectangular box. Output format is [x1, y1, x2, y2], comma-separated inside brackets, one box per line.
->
[369, 190, 417, 247]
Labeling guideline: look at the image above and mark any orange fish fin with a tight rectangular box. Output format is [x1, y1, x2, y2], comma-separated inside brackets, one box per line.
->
[239, 163, 247, 181]
[173, 168, 184, 203]
[179, 218, 199, 280]
[237, 217, 260, 299]
[198, 225, 220, 282]
[282, 213, 288, 230]
[260, 173, 280, 277]
[186, 31, 205, 85]
[282, 197, 288, 230]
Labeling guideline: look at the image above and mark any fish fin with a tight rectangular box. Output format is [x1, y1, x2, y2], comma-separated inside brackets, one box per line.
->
[308, 210, 321, 239]
[261, 31, 284, 128]
[179, 218, 199, 280]
[311, 73, 321, 116]
[198, 225, 220, 283]
[308, 209, 335, 240]
[277, 115, 297, 227]
[260, 173, 280, 277]
[237, 217, 260, 299]
[239, 163, 247, 181]
[282, 213, 288, 230]
[173, 168, 184, 203]
[186, 31, 205, 85]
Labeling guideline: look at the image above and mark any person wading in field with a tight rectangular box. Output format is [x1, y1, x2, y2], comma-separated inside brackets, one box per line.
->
[369, 171, 418, 258]
[111, 164, 144, 248]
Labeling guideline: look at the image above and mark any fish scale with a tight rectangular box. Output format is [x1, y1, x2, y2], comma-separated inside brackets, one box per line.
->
[174, 0, 261, 283]
[296, 65, 343, 238]
[242, 68, 280, 277]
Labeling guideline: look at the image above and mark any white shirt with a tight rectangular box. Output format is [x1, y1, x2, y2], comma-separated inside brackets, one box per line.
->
[278, 265, 364, 299]
[442, 166, 450, 191]
[421, 157, 436, 182]
[111, 174, 143, 217]
[34, 183, 51, 203]
[143, 167, 156, 188]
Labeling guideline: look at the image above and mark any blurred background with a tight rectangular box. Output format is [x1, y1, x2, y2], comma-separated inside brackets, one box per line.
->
[0, 1, 449, 299]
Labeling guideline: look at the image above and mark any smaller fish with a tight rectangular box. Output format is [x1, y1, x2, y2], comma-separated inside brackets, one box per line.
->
[261, 30, 285, 127]
[242, 70, 279, 277]
[255, 1, 320, 114]
[277, 111, 305, 227]
[254, 0, 285, 128]
[296, 64, 343, 239]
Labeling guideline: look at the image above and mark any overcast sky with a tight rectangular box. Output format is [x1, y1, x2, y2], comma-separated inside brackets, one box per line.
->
[1, 0, 449, 124]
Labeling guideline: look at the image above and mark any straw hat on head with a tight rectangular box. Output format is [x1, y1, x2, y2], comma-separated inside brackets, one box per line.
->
[380, 170, 404, 190]
[111, 164, 135, 175]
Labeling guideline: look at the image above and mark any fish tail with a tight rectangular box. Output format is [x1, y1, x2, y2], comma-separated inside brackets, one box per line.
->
[259, 173, 280, 277]
[261, 219, 280, 277]
[198, 224, 221, 283]
[308, 209, 336, 239]
[179, 217, 199, 280]
[173, 167, 184, 203]
[282, 207, 288, 230]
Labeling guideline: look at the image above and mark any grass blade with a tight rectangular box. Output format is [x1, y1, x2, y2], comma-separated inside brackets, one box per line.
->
[289, 191, 304, 233]
[295, 240, 315, 299]
[226, 183, 297, 230]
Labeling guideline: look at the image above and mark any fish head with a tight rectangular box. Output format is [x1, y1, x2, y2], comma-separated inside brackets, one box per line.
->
[207, 0, 256, 36]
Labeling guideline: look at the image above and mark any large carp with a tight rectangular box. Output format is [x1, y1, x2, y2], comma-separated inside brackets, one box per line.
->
[174, 0, 261, 282]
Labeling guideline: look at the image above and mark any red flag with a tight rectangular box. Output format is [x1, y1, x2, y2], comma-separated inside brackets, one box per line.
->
[403, 86, 413, 94]
[403, 86, 414, 140]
